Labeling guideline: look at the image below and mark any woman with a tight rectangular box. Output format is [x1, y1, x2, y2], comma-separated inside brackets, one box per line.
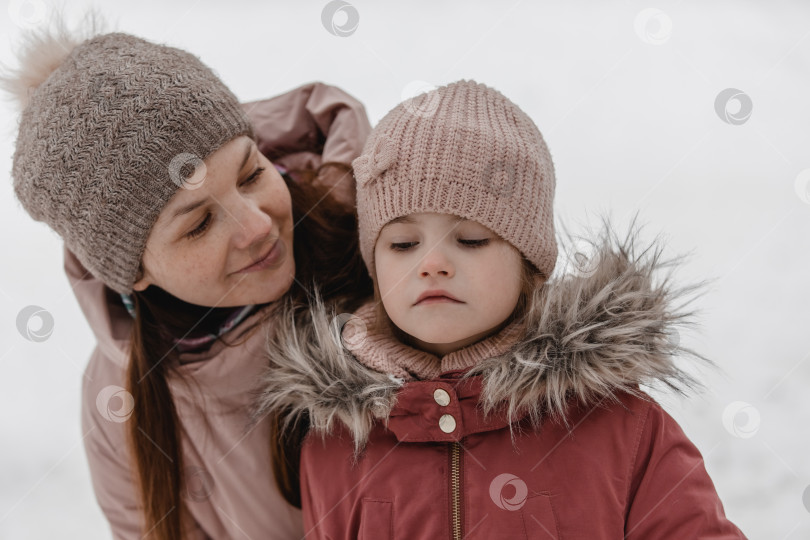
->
[3, 14, 372, 540]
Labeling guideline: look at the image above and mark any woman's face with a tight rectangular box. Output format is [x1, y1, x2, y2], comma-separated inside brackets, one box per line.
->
[133, 136, 296, 307]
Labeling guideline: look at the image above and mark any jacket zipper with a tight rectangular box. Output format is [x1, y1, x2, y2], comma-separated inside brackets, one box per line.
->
[450, 441, 463, 540]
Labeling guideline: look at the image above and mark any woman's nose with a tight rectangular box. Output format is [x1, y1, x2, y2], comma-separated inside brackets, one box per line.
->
[232, 202, 273, 250]
[418, 247, 454, 278]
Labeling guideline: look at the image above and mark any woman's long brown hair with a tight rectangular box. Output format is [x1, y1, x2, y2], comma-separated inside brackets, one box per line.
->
[126, 164, 372, 539]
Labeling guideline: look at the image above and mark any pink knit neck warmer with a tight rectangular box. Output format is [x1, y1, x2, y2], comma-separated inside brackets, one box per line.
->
[342, 300, 525, 381]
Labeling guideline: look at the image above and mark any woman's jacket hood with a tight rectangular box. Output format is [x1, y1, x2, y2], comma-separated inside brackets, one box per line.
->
[254, 214, 716, 450]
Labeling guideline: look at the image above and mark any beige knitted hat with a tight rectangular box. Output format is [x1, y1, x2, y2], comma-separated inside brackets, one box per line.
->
[9, 31, 253, 294]
[352, 79, 557, 280]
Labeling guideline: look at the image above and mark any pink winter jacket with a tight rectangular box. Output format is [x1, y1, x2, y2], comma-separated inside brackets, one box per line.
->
[256, 227, 749, 539]
[72, 82, 371, 539]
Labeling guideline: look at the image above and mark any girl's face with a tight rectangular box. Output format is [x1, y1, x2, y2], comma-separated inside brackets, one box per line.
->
[132, 136, 296, 307]
[374, 212, 523, 356]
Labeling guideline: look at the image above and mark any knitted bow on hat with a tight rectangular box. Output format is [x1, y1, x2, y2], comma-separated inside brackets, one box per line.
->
[353, 135, 396, 187]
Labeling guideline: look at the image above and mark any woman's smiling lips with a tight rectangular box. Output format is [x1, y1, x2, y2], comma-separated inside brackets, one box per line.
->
[414, 289, 463, 306]
[235, 238, 286, 274]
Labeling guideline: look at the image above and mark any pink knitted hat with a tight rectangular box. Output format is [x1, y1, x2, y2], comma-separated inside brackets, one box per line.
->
[352, 79, 557, 280]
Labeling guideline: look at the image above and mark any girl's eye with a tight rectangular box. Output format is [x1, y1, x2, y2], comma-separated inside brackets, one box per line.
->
[459, 238, 490, 248]
[241, 166, 265, 187]
[186, 213, 212, 240]
[389, 239, 490, 251]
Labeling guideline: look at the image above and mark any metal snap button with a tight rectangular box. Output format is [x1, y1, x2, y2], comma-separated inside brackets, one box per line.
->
[439, 414, 457, 434]
[433, 388, 451, 406]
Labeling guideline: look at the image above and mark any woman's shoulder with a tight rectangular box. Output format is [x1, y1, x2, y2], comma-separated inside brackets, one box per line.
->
[80, 344, 131, 475]
[64, 245, 133, 365]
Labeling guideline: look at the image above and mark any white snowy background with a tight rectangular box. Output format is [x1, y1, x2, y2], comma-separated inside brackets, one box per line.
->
[1, 0, 808, 538]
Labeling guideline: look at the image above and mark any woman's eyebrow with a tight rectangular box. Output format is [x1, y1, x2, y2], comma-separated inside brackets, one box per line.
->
[171, 198, 208, 221]
[236, 138, 255, 173]
[169, 140, 254, 222]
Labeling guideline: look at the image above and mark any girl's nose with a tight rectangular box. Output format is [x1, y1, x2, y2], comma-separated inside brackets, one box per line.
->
[418, 247, 454, 278]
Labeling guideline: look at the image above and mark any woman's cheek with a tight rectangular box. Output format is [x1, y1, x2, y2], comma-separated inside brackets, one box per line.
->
[180, 243, 222, 285]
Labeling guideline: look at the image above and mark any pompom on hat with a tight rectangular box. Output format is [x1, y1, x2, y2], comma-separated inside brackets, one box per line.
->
[5, 15, 253, 294]
[352, 79, 558, 280]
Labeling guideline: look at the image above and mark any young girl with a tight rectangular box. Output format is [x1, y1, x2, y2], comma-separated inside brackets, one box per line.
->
[255, 80, 747, 539]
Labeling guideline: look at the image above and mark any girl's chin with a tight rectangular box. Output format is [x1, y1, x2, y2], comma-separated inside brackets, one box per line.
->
[408, 332, 468, 350]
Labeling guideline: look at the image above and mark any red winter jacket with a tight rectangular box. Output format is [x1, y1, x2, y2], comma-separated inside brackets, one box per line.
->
[256, 226, 748, 540]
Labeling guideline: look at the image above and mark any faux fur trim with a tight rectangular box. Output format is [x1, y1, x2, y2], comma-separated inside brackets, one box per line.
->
[253, 213, 715, 449]
[255, 292, 404, 452]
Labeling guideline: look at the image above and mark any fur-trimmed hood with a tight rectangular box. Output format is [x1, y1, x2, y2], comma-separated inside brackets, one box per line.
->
[253, 215, 715, 449]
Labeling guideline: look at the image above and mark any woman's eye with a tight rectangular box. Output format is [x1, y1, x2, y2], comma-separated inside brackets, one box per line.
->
[459, 238, 490, 247]
[241, 166, 265, 187]
[390, 242, 418, 251]
[182, 167, 264, 241]
[186, 213, 212, 240]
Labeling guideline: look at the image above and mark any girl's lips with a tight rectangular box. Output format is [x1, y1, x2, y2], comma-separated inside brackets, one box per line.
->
[415, 289, 462, 305]
[236, 238, 286, 274]
[415, 296, 463, 306]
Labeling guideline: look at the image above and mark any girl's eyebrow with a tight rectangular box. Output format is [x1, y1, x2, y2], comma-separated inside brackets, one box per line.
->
[388, 215, 415, 225]
[387, 215, 465, 226]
